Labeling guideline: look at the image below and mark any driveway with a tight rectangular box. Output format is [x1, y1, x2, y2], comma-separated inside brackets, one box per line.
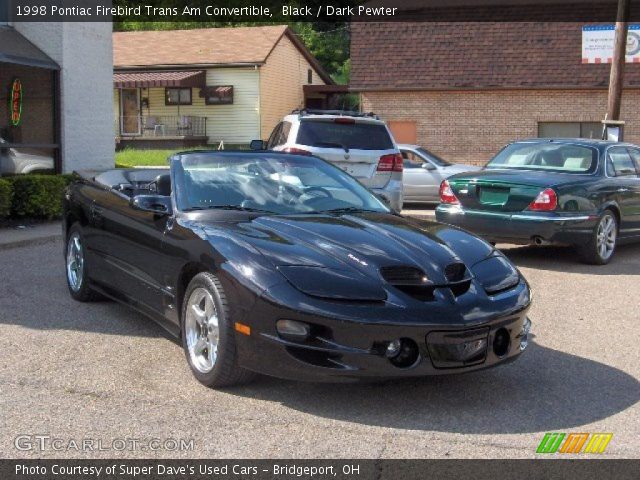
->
[0, 236, 638, 459]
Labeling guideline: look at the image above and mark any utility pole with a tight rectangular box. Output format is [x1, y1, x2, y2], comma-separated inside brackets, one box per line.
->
[606, 0, 630, 121]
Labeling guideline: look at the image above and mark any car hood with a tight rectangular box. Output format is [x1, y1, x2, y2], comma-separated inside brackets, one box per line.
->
[201, 212, 495, 287]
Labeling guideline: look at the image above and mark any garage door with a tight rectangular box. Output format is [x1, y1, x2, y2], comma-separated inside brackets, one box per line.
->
[388, 120, 417, 144]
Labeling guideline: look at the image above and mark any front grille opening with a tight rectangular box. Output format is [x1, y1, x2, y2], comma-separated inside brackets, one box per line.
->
[286, 346, 345, 369]
[380, 265, 427, 285]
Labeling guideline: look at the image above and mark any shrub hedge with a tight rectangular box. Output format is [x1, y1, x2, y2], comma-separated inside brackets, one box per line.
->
[0, 179, 12, 218]
[0, 174, 75, 220]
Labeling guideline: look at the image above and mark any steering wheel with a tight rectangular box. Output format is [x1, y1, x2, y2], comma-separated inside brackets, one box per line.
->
[303, 186, 334, 199]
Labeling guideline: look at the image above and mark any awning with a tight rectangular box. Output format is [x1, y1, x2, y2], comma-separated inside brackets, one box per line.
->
[0, 27, 59, 70]
[113, 70, 206, 88]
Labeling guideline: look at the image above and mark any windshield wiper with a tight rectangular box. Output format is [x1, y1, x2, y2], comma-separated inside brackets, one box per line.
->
[318, 207, 380, 215]
[186, 205, 276, 214]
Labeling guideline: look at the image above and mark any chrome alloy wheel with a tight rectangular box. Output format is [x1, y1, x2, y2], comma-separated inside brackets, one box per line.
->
[596, 213, 617, 261]
[185, 287, 220, 373]
[66, 232, 84, 292]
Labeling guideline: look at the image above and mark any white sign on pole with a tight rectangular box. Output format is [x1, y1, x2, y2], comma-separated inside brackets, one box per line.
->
[582, 25, 640, 64]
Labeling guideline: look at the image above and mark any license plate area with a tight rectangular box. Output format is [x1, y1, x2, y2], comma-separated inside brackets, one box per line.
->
[479, 186, 509, 205]
[426, 327, 489, 368]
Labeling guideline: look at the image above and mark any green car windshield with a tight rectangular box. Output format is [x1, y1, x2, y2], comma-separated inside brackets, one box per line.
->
[487, 143, 598, 173]
[171, 152, 390, 215]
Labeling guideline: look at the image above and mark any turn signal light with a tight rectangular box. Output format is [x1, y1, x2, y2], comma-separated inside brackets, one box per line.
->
[283, 147, 312, 155]
[439, 180, 459, 204]
[528, 188, 557, 211]
[377, 153, 403, 172]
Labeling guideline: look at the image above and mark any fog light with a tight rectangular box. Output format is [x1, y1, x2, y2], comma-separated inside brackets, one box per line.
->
[388, 338, 420, 368]
[276, 319, 310, 341]
[385, 339, 402, 358]
[519, 317, 531, 351]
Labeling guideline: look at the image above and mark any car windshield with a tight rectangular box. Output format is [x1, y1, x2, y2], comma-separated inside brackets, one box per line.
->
[171, 153, 390, 215]
[486, 143, 597, 173]
[296, 119, 394, 150]
[416, 147, 452, 167]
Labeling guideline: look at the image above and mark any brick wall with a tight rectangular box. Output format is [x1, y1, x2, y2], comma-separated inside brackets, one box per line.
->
[361, 89, 640, 166]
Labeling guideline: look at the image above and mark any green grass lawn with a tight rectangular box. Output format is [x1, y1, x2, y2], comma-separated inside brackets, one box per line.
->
[115, 145, 250, 168]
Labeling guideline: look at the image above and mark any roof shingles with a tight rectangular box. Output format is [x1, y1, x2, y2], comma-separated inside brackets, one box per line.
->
[351, 22, 640, 90]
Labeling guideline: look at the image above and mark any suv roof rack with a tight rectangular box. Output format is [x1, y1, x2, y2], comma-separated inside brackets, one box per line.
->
[292, 109, 379, 120]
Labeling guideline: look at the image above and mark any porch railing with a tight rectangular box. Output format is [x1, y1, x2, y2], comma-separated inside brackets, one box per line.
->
[115, 116, 207, 137]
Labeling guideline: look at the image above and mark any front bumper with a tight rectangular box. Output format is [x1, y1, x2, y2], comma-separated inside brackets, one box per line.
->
[435, 204, 598, 246]
[235, 279, 531, 382]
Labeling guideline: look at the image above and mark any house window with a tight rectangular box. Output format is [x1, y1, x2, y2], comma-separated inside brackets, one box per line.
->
[202, 85, 233, 105]
[165, 88, 192, 106]
[307, 69, 313, 84]
[538, 122, 602, 139]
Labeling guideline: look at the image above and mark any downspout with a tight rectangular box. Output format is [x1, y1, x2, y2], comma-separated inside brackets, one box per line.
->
[256, 64, 261, 141]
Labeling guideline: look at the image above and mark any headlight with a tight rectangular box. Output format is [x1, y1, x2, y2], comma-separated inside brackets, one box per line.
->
[471, 255, 520, 295]
[277, 265, 387, 301]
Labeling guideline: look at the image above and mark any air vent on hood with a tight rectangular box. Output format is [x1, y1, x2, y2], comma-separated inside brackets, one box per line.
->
[444, 263, 467, 282]
[380, 266, 427, 285]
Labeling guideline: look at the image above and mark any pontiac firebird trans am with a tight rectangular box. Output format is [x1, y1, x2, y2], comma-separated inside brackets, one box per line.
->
[63, 152, 532, 387]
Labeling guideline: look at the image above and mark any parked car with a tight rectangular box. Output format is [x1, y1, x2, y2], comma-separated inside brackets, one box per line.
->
[253, 110, 404, 212]
[399, 144, 480, 203]
[436, 138, 640, 264]
[63, 151, 531, 388]
[0, 136, 54, 174]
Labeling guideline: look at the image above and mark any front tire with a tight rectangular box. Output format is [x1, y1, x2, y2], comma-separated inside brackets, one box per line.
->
[65, 223, 99, 301]
[181, 272, 255, 388]
[578, 210, 618, 265]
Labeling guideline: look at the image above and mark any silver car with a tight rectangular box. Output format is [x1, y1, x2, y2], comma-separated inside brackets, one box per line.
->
[0, 136, 54, 174]
[257, 110, 404, 212]
[399, 144, 480, 203]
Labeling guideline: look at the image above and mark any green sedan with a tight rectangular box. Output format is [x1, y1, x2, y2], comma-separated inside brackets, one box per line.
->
[435, 139, 640, 264]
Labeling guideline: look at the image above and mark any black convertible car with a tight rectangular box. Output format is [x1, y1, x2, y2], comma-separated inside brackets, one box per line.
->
[63, 152, 531, 387]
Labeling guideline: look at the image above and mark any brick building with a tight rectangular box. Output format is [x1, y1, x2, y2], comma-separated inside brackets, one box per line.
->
[351, 16, 640, 166]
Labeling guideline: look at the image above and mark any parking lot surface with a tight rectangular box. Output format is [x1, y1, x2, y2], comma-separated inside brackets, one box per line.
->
[0, 232, 638, 458]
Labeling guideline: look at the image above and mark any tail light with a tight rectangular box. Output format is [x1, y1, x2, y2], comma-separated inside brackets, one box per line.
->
[377, 153, 403, 172]
[527, 188, 557, 211]
[283, 147, 312, 156]
[439, 180, 459, 204]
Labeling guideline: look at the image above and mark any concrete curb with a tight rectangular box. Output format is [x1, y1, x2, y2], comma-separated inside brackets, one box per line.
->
[0, 233, 63, 251]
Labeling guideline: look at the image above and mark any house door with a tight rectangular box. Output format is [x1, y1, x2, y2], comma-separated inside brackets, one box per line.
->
[120, 88, 140, 135]
[388, 120, 417, 144]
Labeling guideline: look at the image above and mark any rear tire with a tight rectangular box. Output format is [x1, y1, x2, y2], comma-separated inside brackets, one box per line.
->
[65, 223, 100, 302]
[577, 210, 618, 265]
[181, 272, 255, 388]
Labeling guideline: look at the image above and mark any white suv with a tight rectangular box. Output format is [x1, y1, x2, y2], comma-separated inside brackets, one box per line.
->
[255, 110, 403, 212]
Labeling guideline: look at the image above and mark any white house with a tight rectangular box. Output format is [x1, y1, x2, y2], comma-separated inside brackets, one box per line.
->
[112, 25, 333, 149]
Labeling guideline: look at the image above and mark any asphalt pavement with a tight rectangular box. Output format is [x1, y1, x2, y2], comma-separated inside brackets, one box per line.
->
[0, 228, 638, 459]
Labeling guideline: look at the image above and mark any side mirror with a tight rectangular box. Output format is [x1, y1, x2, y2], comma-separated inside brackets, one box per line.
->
[130, 195, 172, 216]
[422, 162, 436, 171]
[250, 139, 265, 150]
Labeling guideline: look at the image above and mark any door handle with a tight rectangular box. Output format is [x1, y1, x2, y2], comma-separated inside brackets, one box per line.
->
[617, 187, 629, 193]
[90, 204, 104, 218]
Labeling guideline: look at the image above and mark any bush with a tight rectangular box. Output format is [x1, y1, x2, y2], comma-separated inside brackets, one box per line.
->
[0, 179, 12, 218]
[7, 174, 75, 219]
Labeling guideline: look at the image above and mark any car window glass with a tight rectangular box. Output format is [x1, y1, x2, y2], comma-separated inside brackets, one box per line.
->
[402, 151, 424, 168]
[296, 120, 394, 150]
[266, 123, 282, 149]
[487, 143, 597, 173]
[627, 148, 640, 174]
[607, 148, 637, 177]
[279, 121, 292, 145]
[416, 147, 452, 167]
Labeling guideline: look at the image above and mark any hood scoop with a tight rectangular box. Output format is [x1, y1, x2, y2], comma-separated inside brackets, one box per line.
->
[380, 263, 471, 302]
